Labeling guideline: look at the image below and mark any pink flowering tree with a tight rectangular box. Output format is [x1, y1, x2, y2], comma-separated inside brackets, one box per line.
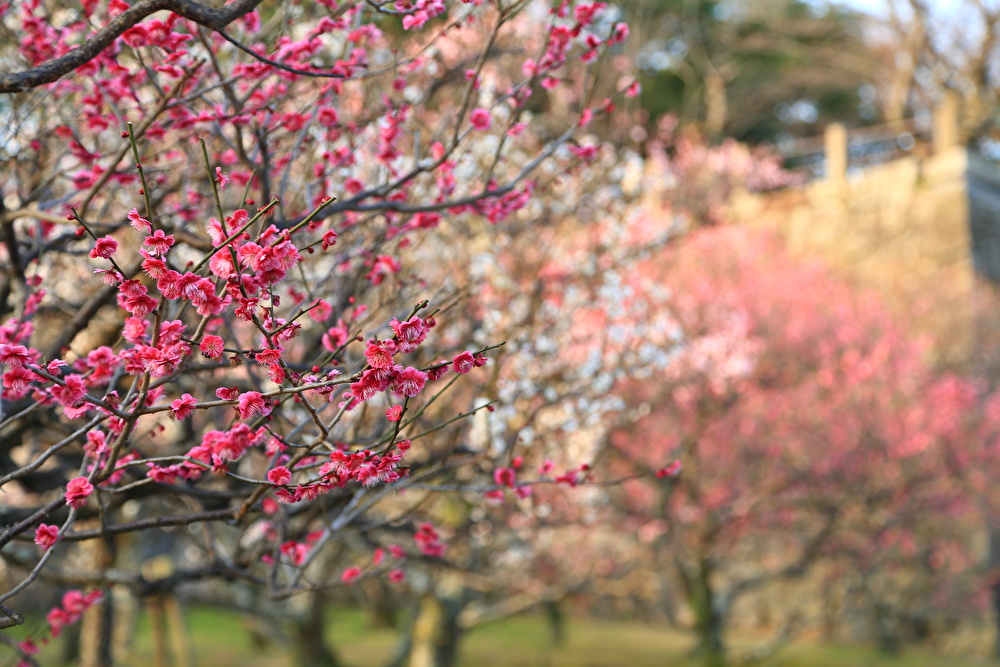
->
[351, 104, 652, 667]
[354, 121, 805, 663]
[598, 226, 978, 666]
[0, 0, 637, 664]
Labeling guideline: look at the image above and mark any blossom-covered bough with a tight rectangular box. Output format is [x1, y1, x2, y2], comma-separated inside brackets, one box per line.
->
[0, 0, 639, 662]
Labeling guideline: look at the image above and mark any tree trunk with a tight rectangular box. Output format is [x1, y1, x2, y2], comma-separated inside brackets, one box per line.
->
[363, 579, 400, 629]
[690, 563, 726, 667]
[873, 602, 900, 655]
[292, 589, 339, 667]
[389, 577, 467, 667]
[79, 583, 115, 667]
[657, 570, 680, 628]
[543, 598, 565, 647]
[406, 592, 462, 667]
[78, 525, 116, 667]
[704, 71, 727, 143]
[60, 624, 81, 665]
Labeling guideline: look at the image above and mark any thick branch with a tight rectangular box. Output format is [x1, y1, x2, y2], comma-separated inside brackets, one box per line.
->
[0, 0, 263, 93]
[727, 506, 837, 602]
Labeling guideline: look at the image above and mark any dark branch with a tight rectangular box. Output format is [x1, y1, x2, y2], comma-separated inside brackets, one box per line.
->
[218, 31, 350, 79]
[0, 497, 64, 551]
[60, 508, 236, 541]
[0, 0, 263, 94]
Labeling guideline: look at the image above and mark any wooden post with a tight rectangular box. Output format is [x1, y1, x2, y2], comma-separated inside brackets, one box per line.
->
[142, 555, 191, 667]
[824, 123, 848, 183]
[933, 92, 959, 153]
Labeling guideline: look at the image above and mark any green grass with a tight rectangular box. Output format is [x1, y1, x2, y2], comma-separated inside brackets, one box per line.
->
[9, 606, 997, 667]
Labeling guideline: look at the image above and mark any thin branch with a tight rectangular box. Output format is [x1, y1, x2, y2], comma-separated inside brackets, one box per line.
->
[59, 508, 235, 541]
[218, 31, 351, 79]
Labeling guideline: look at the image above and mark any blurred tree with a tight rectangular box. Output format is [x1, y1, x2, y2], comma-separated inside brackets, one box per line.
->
[877, 0, 1000, 143]
[602, 226, 977, 666]
[626, 0, 883, 142]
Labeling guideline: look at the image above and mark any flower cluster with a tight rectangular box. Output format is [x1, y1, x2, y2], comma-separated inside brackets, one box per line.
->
[414, 523, 447, 558]
[46, 590, 104, 638]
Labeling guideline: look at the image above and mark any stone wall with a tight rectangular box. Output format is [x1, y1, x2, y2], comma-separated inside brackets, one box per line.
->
[726, 146, 976, 369]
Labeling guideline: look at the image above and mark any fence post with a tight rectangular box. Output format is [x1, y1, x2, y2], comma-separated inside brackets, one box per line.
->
[824, 123, 848, 183]
[933, 92, 959, 153]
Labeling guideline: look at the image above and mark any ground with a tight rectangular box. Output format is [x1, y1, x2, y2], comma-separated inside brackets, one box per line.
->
[11, 606, 995, 666]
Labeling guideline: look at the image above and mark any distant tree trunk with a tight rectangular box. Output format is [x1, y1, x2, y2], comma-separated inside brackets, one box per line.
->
[543, 598, 565, 647]
[79, 583, 115, 667]
[112, 587, 139, 662]
[883, 0, 924, 126]
[407, 592, 463, 667]
[687, 561, 727, 667]
[821, 579, 839, 641]
[704, 72, 727, 143]
[657, 570, 680, 628]
[363, 579, 400, 629]
[79, 526, 115, 667]
[873, 601, 900, 655]
[292, 589, 339, 667]
[61, 624, 81, 664]
[389, 576, 467, 667]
